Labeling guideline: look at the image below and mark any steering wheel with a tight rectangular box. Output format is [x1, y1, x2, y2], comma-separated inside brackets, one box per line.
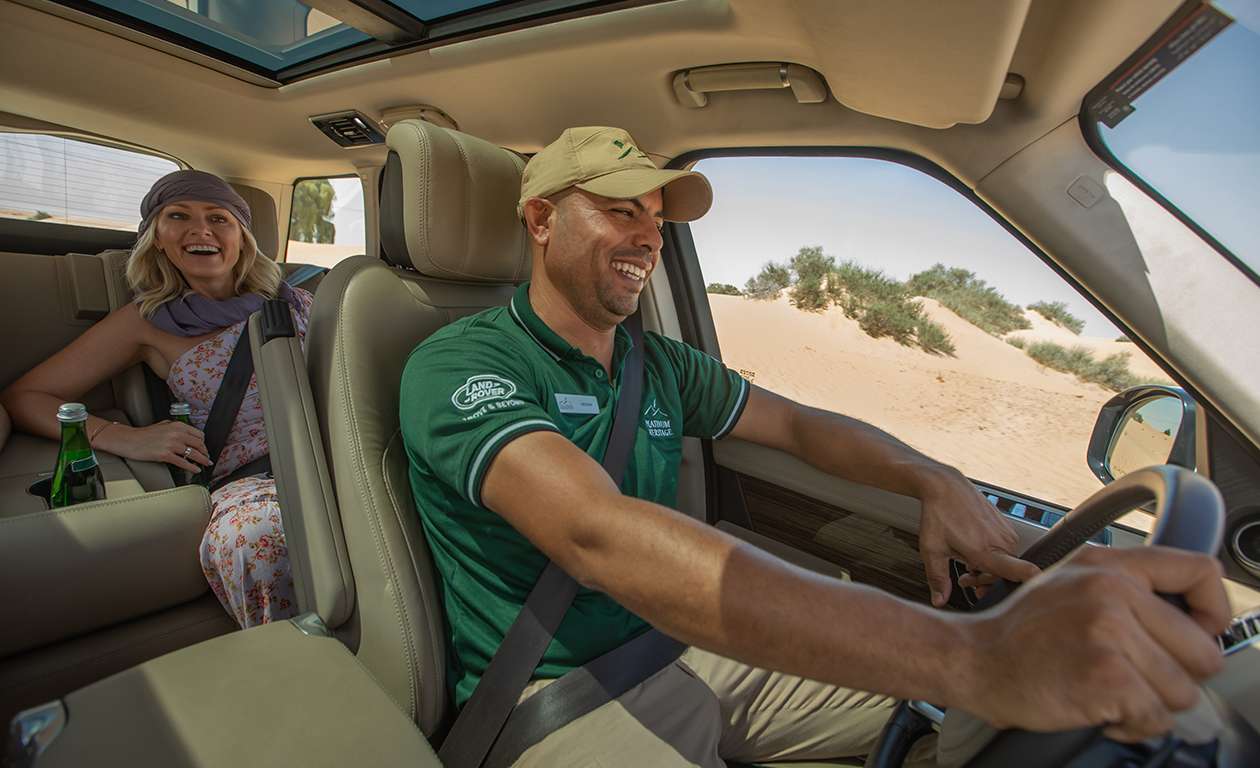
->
[864, 465, 1259, 768]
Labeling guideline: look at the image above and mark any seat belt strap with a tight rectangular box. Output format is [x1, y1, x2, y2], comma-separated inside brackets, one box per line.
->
[485, 628, 686, 767]
[191, 320, 261, 489]
[438, 311, 646, 768]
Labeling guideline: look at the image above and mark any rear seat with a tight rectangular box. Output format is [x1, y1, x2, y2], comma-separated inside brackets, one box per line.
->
[251, 119, 528, 734]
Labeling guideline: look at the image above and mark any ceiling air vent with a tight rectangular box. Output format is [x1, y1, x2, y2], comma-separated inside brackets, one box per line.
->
[309, 111, 386, 148]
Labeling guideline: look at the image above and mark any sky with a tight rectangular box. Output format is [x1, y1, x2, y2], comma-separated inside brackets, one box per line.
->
[689, 155, 1127, 338]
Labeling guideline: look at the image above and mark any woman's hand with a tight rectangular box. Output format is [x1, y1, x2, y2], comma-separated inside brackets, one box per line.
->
[98, 420, 212, 472]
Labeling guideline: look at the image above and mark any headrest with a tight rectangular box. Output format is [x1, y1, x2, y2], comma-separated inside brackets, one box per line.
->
[380, 120, 530, 283]
[229, 182, 280, 259]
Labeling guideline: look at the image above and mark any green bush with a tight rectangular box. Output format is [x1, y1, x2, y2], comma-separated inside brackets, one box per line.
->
[908, 264, 1030, 336]
[1006, 336, 1026, 349]
[914, 315, 956, 356]
[1027, 301, 1085, 334]
[706, 283, 742, 296]
[744, 262, 792, 300]
[738, 250, 962, 356]
[829, 260, 908, 319]
[789, 246, 835, 311]
[859, 299, 920, 344]
[1024, 341, 1138, 392]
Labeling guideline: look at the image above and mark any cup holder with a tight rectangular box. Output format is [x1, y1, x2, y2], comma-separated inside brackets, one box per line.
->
[27, 476, 53, 510]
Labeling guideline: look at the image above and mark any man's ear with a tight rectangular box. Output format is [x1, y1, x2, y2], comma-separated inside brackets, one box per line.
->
[522, 197, 555, 247]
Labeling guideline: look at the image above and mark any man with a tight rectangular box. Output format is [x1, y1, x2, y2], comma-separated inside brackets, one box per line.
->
[400, 127, 1228, 766]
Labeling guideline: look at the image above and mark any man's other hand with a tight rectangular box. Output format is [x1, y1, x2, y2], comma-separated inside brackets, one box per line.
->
[916, 466, 1040, 606]
[959, 546, 1229, 741]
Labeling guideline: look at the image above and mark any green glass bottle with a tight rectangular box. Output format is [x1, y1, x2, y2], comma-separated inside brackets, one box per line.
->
[169, 402, 192, 425]
[49, 403, 106, 509]
[169, 402, 193, 487]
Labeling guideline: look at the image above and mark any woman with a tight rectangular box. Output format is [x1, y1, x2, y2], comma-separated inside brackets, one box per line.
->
[0, 170, 312, 628]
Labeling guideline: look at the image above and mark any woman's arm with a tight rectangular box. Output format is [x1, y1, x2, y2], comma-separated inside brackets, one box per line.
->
[0, 304, 210, 471]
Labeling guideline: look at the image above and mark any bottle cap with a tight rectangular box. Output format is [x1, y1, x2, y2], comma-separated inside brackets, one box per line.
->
[169, 402, 192, 416]
[56, 403, 88, 422]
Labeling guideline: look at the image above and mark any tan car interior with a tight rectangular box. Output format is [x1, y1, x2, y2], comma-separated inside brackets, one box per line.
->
[3, 0, 1260, 764]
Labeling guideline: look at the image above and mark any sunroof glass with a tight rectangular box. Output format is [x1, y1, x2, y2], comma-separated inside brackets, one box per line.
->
[78, 0, 372, 72]
[383, 0, 503, 21]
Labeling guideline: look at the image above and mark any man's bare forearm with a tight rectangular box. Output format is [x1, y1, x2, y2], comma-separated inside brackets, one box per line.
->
[570, 490, 974, 707]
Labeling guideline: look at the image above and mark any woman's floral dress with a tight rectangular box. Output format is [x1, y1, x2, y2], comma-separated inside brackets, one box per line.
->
[165, 288, 314, 628]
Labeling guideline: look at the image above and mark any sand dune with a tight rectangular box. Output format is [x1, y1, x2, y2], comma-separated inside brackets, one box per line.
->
[710, 294, 1166, 525]
[1005, 310, 1172, 383]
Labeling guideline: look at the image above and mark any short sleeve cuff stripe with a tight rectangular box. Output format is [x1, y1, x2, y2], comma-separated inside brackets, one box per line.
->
[467, 418, 560, 505]
[713, 377, 750, 439]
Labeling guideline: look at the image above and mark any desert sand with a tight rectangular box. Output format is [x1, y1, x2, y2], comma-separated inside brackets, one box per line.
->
[285, 241, 364, 268]
[709, 294, 1173, 530]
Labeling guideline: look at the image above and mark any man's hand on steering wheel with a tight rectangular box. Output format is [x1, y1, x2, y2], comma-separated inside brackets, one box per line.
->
[917, 466, 1041, 607]
[955, 545, 1230, 742]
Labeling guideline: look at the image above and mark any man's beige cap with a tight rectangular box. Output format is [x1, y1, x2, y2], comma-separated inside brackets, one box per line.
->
[518, 127, 712, 222]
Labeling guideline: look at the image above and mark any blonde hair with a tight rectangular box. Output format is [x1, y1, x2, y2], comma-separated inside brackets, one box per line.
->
[127, 218, 282, 318]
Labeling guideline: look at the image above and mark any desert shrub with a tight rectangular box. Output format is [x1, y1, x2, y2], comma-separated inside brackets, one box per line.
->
[829, 260, 907, 318]
[859, 299, 921, 344]
[788, 246, 835, 311]
[1027, 301, 1085, 334]
[1115, 336, 1132, 343]
[908, 264, 1030, 336]
[706, 283, 742, 296]
[915, 315, 956, 356]
[1025, 341, 1138, 392]
[744, 262, 791, 300]
[1006, 336, 1026, 349]
[1086, 352, 1139, 391]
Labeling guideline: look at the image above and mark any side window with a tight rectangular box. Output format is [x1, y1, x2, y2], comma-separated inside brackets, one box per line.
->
[0, 133, 179, 231]
[285, 176, 366, 268]
[689, 156, 1172, 530]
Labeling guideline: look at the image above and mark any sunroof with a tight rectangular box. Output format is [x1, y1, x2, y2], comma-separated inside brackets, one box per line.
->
[76, 1, 372, 73]
[58, 0, 652, 82]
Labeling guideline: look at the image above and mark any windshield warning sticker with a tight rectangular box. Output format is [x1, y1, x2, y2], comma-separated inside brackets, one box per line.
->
[1089, 3, 1233, 128]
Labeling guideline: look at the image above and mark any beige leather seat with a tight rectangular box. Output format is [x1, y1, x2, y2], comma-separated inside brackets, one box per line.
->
[253, 119, 528, 735]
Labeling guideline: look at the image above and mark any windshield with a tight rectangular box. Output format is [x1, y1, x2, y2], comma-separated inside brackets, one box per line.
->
[1084, 0, 1260, 281]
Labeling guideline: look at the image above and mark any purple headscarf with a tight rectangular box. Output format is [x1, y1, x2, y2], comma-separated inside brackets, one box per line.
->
[141, 170, 300, 337]
[139, 170, 252, 236]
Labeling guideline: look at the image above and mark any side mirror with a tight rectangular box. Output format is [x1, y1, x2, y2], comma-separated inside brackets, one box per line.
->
[1087, 385, 1197, 485]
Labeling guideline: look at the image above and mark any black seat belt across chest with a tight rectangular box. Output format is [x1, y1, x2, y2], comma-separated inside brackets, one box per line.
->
[439, 311, 684, 768]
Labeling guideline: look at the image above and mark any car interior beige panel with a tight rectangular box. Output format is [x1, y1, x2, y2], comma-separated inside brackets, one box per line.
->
[792, 0, 1030, 128]
[716, 520, 849, 582]
[247, 312, 354, 627]
[0, 414, 165, 517]
[0, 0, 1178, 188]
[977, 121, 1260, 448]
[31, 619, 440, 768]
[714, 438, 1048, 553]
[0, 594, 235, 734]
[0, 485, 211, 657]
[645, 256, 708, 522]
[227, 182, 280, 259]
[0, 253, 94, 395]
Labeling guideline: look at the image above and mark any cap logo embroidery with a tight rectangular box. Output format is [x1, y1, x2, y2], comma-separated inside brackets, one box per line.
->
[452, 374, 518, 411]
[611, 138, 646, 161]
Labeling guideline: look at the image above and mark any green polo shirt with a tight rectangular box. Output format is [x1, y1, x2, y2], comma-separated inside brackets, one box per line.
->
[399, 282, 749, 706]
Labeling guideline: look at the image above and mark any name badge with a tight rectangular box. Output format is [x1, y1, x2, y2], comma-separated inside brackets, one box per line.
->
[555, 393, 600, 415]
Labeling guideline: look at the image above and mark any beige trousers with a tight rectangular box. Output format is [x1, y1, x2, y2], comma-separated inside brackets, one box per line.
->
[514, 646, 938, 767]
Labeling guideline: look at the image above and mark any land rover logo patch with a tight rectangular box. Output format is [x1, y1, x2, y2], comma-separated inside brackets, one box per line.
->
[452, 374, 518, 411]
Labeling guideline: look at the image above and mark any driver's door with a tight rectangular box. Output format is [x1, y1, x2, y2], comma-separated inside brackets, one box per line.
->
[659, 152, 1161, 606]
